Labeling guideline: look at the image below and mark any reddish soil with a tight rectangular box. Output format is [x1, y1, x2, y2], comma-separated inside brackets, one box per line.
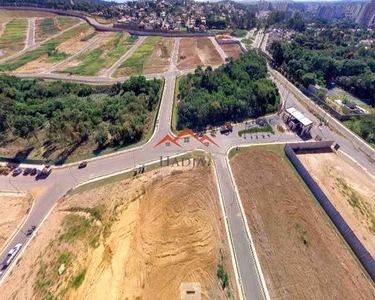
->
[220, 44, 242, 59]
[178, 37, 223, 69]
[231, 149, 375, 300]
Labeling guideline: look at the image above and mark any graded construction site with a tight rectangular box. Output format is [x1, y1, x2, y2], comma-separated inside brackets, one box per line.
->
[230, 146, 375, 299]
[0, 165, 237, 300]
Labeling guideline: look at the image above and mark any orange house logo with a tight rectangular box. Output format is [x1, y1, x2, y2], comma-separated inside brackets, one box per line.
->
[155, 128, 219, 148]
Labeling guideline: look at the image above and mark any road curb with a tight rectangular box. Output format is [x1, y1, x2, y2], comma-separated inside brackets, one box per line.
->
[225, 145, 272, 300]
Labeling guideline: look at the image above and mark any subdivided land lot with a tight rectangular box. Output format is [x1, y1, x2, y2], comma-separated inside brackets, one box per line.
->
[113, 36, 173, 77]
[0, 23, 91, 73]
[298, 151, 375, 258]
[0, 18, 28, 59]
[220, 44, 242, 59]
[35, 16, 80, 43]
[231, 146, 375, 299]
[178, 37, 223, 70]
[0, 165, 238, 300]
[58, 32, 135, 76]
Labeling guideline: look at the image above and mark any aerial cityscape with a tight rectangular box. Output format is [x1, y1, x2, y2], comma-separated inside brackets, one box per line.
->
[0, 0, 374, 299]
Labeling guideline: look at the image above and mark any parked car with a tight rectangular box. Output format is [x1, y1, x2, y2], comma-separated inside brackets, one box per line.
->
[12, 168, 22, 177]
[23, 168, 32, 176]
[78, 161, 87, 169]
[30, 168, 37, 176]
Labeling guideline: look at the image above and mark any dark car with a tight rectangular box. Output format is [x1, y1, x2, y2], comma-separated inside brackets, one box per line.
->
[30, 168, 37, 176]
[23, 168, 32, 176]
[12, 168, 22, 177]
[78, 161, 87, 169]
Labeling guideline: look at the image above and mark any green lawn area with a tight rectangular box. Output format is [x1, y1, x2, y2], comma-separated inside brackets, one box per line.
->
[238, 124, 274, 136]
[0, 18, 27, 58]
[60, 33, 137, 76]
[233, 29, 247, 38]
[242, 38, 253, 50]
[113, 36, 161, 77]
[0, 23, 90, 71]
[57, 16, 80, 30]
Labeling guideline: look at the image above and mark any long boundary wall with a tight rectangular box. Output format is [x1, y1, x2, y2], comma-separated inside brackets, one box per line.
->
[0, 6, 215, 37]
[285, 142, 375, 282]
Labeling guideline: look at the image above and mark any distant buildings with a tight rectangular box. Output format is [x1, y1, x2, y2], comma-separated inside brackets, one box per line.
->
[356, 0, 375, 28]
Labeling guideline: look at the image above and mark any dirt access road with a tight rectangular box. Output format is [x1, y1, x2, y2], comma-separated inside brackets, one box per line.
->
[0, 166, 237, 300]
[231, 148, 375, 300]
[298, 151, 375, 258]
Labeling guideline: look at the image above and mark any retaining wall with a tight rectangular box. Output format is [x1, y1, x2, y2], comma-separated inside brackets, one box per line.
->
[285, 143, 375, 282]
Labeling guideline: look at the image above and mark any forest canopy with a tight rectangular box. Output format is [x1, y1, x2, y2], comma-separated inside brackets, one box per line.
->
[177, 51, 280, 129]
[0, 75, 162, 162]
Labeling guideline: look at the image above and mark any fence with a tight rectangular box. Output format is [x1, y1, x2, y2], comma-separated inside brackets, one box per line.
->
[285, 143, 375, 282]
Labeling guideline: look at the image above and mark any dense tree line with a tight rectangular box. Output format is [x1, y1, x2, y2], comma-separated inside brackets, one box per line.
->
[1, 0, 121, 18]
[345, 115, 375, 146]
[177, 51, 280, 129]
[0, 75, 162, 159]
[269, 25, 375, 103]
[266, 11, 306, 32]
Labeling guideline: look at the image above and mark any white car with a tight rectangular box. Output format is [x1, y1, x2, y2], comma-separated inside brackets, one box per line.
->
[2, 243, 22, 268]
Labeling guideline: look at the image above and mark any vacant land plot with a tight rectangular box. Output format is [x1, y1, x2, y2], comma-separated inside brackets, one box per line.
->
[0, 23, 90, 72]
[220, 44, 242, 59]
[114, 36, 172, 77]
[0, 18, 27, 59]
[231, 148, 375, 299]
[56, 16, 81, 31]
[0, 166, 237, 300]
[0, 192, 32, 252]
[59, 32, 135, 76]
[35, 17, 81, 43]
[178, 37, 223, 69]
[298, 152, 375, 257]
[0, 10, 56, 23]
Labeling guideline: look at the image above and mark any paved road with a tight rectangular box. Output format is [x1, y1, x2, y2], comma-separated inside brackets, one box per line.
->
[26, 18, 36, 49]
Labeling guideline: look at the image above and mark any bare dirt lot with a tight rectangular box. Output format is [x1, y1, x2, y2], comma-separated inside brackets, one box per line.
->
[0, 192, 32, 252]
[0, 10, 56, 23]
[220, 44, 242, 59]
[298, 151, 375, 257]
[231, 148, 375, 300]
[143, 37, 173, 74]
[178, 37, 223, 69]
[0, 165, 237, 300]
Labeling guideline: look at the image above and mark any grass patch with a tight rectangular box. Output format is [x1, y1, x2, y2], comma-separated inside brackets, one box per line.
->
[334, 175, 375, 232]
[57, 16, 80, 30]
[238, 124, 274, 136]
[242, 38, 253, 50]
[217, 264, 229, 289]
[61, 33, 136, 76]
[295, 224, 310, 247]
[276, 124, 285, 133]
[71, 269, 87, 289]
[0, 23, 89, 71]
[172, 76, 181, 133]
[0, 18, 27, 57]
[114, 36, 161, 76]
[233, 29, 247, 38]
[80, 32, 96, 41]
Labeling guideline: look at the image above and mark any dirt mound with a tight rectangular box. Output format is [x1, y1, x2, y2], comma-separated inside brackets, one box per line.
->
[1, 165, 237, 300]
[231, 149, 375, 300]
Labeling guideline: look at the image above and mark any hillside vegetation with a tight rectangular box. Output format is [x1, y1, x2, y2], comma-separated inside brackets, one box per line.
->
[177, 51, 280, 129]
[0, 75, 162, 163]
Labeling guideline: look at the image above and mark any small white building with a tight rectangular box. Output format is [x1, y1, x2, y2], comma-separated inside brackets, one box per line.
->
[284, 107, 313, 135]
